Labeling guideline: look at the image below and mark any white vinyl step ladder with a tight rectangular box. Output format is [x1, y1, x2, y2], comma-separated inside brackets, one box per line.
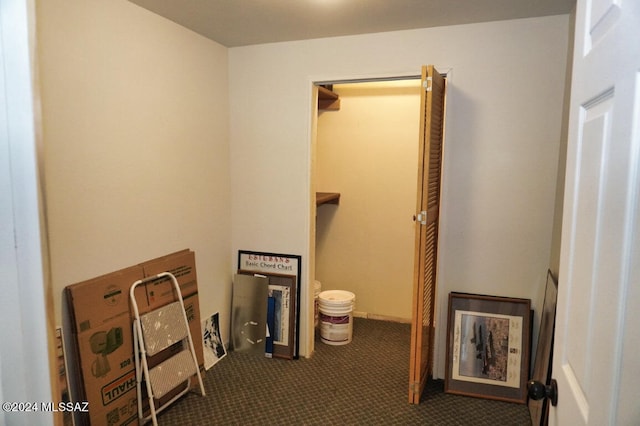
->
[130, 272, 205, 425]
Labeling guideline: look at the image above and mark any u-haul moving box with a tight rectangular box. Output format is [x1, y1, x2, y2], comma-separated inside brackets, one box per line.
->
[65, 265, 143, 426]
[65, 250, 203, 426]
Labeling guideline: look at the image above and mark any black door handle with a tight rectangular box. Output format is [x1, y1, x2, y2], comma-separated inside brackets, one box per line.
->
[527, 379, 558, 406]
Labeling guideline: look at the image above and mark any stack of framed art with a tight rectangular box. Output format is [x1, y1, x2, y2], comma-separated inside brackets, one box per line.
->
[237, 250, 302, 360]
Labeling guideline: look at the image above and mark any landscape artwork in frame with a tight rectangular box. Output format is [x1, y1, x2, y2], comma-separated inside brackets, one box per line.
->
[445, 292, 531, 404]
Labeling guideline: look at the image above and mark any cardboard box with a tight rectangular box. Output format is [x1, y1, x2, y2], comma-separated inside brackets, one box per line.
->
[65, 250, 204, 425]
[139, 250, 198, 309]
[78, 294, 202, 425]
[66, 266, 145, 335]
[76, 319, 138, 426]
[65, 266, 143, 426]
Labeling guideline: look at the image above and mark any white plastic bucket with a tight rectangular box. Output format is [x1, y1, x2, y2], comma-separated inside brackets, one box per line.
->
[318, 290, 355, 345]
[314, 280, 322, 328]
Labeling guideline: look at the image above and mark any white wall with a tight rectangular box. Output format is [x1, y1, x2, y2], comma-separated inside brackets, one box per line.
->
[229, 15, 569, 374]
[37, 0, 232, 340]
[316, 81, 420, 321]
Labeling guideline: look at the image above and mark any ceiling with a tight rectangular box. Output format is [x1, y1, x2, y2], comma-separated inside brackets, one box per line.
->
[128, 0, 575, 48]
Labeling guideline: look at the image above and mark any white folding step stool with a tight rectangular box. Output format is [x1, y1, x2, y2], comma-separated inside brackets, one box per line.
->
[130, 272, 205, 425]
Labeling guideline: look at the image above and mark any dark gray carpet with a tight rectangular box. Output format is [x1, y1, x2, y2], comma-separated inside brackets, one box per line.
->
[157, 318, 531, 425]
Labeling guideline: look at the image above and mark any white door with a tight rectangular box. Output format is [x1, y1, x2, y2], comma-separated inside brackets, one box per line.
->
[551, 0, 640, 425]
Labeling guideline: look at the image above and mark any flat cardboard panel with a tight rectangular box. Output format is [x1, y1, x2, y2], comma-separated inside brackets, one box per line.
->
[65, 266, 146, 334]
[182, 292, 203, 368]
[76, 318, 138, 426]
[139, 250, 198, 309]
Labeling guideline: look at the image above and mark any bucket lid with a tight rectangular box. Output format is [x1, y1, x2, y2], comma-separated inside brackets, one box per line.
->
[319, 290, 355, 304]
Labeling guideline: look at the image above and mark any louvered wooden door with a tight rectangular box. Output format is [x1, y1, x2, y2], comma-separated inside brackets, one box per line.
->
[408, 65, 446, 404]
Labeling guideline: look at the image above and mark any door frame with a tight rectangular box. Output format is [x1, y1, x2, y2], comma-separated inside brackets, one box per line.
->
[307, 68, 451, 361]
[0, 0, 55, 420]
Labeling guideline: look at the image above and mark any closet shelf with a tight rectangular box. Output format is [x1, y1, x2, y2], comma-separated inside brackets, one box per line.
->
[318, 85, 340, 111]
[316, 192, 340, 206]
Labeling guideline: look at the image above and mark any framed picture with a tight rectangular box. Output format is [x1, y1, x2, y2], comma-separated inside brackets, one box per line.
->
[445, 292, 531, 404]
[238, 250, 302, 358]
[202, 312, 227, 370]
[529, 270, 558, 425]
[238, 270, 297, 360]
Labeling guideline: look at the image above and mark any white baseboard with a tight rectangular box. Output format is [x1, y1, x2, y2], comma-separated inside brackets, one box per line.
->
[352, 311, 411, 324]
